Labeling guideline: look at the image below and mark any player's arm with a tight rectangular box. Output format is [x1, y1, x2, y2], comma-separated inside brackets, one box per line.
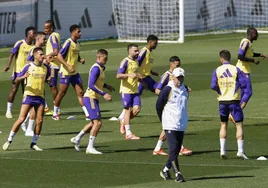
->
[116, 60, 136, 79]
[150, 70, 159, 76]
[57, 41, 75, 73]
[238, 41, 259, 64]
[44, 64, 52, 84]
[15, 64, 30, 83]
[4, 41, 23, 71]
[210, 69, 221, 94]
[103, 83, 115, 92]
[156, 86, 172, 121]
[78, 54, 85, 64]
[136, 49, 146, 66]
[46, 34, 60, 58]
[155, 73, 169, 95]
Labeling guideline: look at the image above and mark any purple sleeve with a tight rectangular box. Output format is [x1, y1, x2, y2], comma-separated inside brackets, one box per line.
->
[50, 35, 59, 49]
[238, 41, 249, 56]
[59, 41, 71, 58]
[89, 66, 106, 96]
[211, 69, 221, 94]
[26, 48, 34, 61]
[237, 68, 251, 104]
[117, 60, 128, 74]
[136, 50, 147, 66]
[10, 41, 23, 55]
[155, 73, 170, 90]
[17, 64, 30, 77]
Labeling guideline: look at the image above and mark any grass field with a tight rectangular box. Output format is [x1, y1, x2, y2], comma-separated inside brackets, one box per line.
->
[0, 33, 268, 188]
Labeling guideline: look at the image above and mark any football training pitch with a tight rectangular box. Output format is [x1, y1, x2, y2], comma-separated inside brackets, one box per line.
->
[0, 33, 268, 188]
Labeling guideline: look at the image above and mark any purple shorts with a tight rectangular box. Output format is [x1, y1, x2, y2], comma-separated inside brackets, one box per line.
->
[11, 72, 19, 82]
[60, 73, 83, 86]
[138, 76, 157, 95]
[50, 68, 59, 87]
[83, 97, 101, 120]
[219, 103, 243, 122]
[120, 93, 141, 108]
[22, 95, 45, 106]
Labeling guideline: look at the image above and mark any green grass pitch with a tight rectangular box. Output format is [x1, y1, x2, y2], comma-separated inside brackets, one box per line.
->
[0, 34, 268, 188]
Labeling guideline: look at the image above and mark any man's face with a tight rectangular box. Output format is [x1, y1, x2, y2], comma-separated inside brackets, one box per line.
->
[173, 76, 184, 87]
[34, 50, 45, 63]
[149, 40, 158, 50]
[37, 35, 47, 47]
[44, 23, 53, 35]
[128, 46, 139, 59]
[251, 29, 259, 41]
[28, 29, 36, 40]
[97, 54, 108, 65]
[171, 61, 181, 70]
[73, 28, 81, 39]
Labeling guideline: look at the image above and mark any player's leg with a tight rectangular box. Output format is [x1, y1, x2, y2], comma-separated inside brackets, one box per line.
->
[71, 74, 88, 117]
[70, 97, 94, 151]
[230, 103, 248, 159]
[46, 68, 60, 115]
[53, 74, 71, 120]
[240, 73, 252, 110]
[153, 130, 168, 155]
[219, 103, 229, 158]
[6, 75, 21, 118]
[25, 107, 36, 136]
[118, 108, 126, 134]
[31, 100, 45, 151]
[3, 102, 32, 150]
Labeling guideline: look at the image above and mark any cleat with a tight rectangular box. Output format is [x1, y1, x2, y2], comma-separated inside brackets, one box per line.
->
[175, 173, 185, 182]
[221, 154, 228, 159]
[179, 147, 192, 156]
[44, 107, 50, 113]
[153, 149, 168, 156]
[30, 143, 43, 151]
[70, 137, 80, 152]
[3, 141, 11, 151]
[21, 123, 26, 132]
[44, 110, 54, 116]
[86, 148, 102, 154]
[237, 152, 249, 160]
[160, 170, 172, 180]
[5, 112, 12, 119]
[58, 109, 61, 115]
[229, 114, 236, 124]
[125, 134, 140, 140]
[25, 131, 34, 137]
[52, 115, 60, 121]
[85, 117, 91, 121]
[119, 119, 125, 134]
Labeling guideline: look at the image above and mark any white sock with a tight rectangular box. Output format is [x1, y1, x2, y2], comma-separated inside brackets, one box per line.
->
[8, 131, 16, 142]
[76, 130, 85, 142]
[118, 109, 125, 120]
[154, 140, 164, 151]
[7, 102, 13, 113]
[125, 125, 132, 136]
[45, 100, 48, 109]
[88, 135, 96, 149]
[53, 106, 59, 116]
[32, 134, 40, 144]
[26, 119, 35, 133]
[181, 145, 184, 149]
[82, 106, 89, 117]
[220, 139, 226, 154]
[163, 166, 169, 172]
[237, 139, 244, 153]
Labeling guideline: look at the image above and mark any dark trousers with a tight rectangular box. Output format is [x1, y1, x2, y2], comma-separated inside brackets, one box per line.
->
[165, 130, 184, 173]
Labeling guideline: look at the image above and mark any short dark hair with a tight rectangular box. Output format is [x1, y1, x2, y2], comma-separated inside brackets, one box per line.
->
[25, 26, 35, 37]
[33, 47, 43, 54]
[97, 49, 108, 55]
[219, 50, 231, 61]
[147, 35, 158, 43]
[169, 56, 180, 62]
[247, 27, 257, 36]
[69, 24, 80, 33]
[36, 31, 46, 37]
[127, 44, 138, 51]
[45, 20, 54, 26]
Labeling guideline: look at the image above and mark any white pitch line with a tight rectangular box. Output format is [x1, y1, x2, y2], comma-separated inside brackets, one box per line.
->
[0, 156, 266, 168]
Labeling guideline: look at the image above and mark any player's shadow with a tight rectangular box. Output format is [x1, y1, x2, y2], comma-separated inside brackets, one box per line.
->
[105, 148, 153, 154]
[192, 149, 236, 155]
[60, 110, 112, 116]
[189, 175, 254, 181]
[47, 145, 109, 150]
[141, 132, 197, 139]
[244, 122, 268, 127]
[43, 130, 113, 136]
[189, 119, 212, 122]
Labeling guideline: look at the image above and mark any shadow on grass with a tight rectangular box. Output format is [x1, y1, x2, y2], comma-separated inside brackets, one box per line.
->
[189, 175, 254, 181]
[104, 147, 154, 154]
[141, 132, 197, 139]
[58, 110, 112, 116]
[43, 130, 113, 136]
[192, 149, 236, 155]
[244, 122, 268, 127]
[46, 145, 109, 150]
